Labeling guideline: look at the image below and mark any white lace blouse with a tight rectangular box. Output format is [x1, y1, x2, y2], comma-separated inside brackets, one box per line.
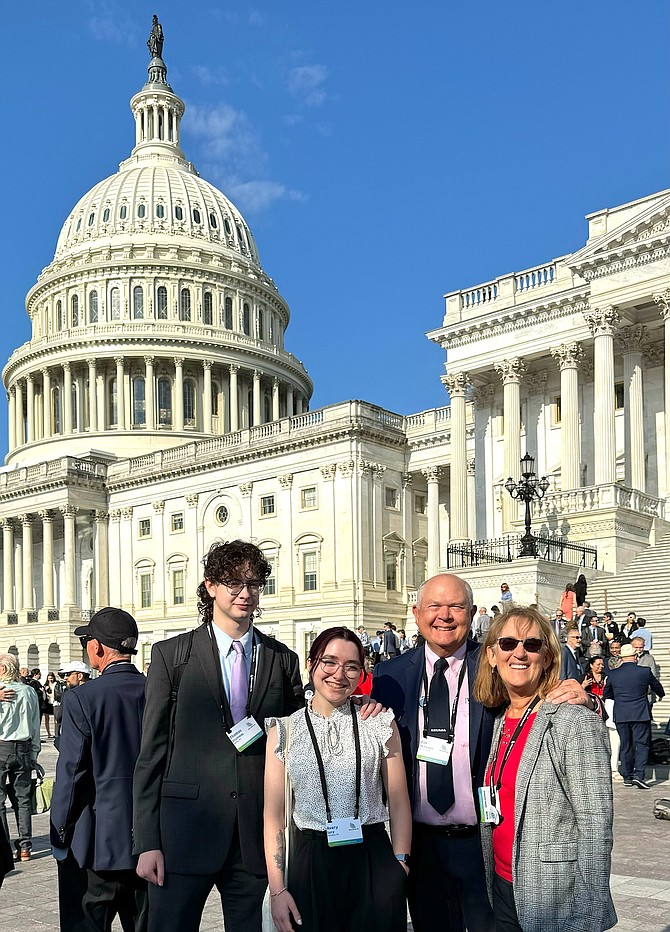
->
[266, 702, 395, 831]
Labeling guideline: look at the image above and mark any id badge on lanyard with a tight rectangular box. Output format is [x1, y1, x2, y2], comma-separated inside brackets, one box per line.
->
[227, 715, 264, 751]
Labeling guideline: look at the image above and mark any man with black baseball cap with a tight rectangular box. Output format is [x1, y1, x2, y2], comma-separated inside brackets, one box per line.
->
[51, 608, 147, 931]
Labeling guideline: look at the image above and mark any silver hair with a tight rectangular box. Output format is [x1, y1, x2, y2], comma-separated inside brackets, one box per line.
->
[416, 575, 474, 609]
[0, 653, 20, 683]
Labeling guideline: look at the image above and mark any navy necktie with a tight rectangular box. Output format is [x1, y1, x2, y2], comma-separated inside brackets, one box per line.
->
[426, 657, 455, 814]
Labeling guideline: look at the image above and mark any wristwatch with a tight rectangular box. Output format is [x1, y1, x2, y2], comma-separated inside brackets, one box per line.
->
[395, 853, 410, 865]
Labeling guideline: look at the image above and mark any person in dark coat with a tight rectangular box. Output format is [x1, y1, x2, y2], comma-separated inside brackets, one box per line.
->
[560, 629, 586, 682]
[51, 608, 148, 932]
[574, 574, 588, 607]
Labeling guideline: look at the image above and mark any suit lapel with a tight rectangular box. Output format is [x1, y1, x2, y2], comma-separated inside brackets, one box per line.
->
[250, 630, 276, 718]
[466, 641, 484, 768]
[405, 646, 425, 757]
[192, 624, 232, 723]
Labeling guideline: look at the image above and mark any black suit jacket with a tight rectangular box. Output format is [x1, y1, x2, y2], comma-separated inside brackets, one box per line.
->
[603, 662, 665, 722]
[560, 645, 585, 682]
[371, 639, 496, 809]
[50, 663, 146, 871]
[132, 624, 303, 876]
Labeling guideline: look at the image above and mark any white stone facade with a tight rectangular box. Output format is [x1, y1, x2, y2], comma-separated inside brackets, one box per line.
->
[1, 39, 668, 674]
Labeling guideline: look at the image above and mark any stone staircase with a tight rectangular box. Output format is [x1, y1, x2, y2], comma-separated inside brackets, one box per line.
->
[586, 532, 670, 722]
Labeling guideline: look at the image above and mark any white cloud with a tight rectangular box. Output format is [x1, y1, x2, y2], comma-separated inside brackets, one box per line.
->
[191, 65, 230, 87]
[88, 2, 137, 48]
[287, 64, 329, 107]
[227, 180, 306, 213]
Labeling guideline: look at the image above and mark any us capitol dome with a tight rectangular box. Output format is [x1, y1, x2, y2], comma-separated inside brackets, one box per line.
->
[3, 25, 313, 466]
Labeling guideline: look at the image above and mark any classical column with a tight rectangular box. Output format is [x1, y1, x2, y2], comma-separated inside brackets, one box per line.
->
[14, 533, 23, 613]
[63, 363, 73, 434]
[467, 460, 477, 540]
[442, 371, 469, 542]
[94, 511, 110, 609]
[144, 356, 155, 430]
[286, 386, 294, 419]
[87, 358, 97, 431]
[15, 379, 24, 448]
[2, 520, 14, 613]
[39, 510, 55, 609]
[550, 343, 584, 490]
[174, 357, 184, 430]
[585, 306, 620, 485]
[615, 325, 647, 492]
[272, 377, 280, 422]
[42, 368, 52, 438]
[203, 361, 213, 433]
[229, 365, 239, 432]
[26, 376, 35, 443]
[654, 291, 670, 509]
[19, 515, 34, 611]
[7, 387, 16, 453]
[494, 357, 526, 530]
[252, 370, 261, 426]
[61, 506, 78, 607]
[422, 466, 442, 577]
[114, 357, 125, 429]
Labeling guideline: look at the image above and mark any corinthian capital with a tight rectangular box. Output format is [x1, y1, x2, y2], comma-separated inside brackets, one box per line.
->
[615, 324, 647, 354]
[442, 371, 470, 398]
[653, 289, 670, 319]
[472, 384, 496, 409]
[550, 342, 585, 370]
[494, 358, 526, 385]
[421, 466, 442, 483]
[584, 305, 620, 337]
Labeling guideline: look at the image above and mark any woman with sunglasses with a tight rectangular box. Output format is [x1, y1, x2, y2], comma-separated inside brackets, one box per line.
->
[473, 607, 615, 932]
[263, 627, 411, 932]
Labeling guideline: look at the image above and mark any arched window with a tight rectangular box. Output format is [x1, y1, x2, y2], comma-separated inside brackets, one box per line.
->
[133, 377, 146, 426]
[110, 287, 121, 320]
[193, 209, 201, 224]
[56, 300, 62, 331]
[156, 286, 168, 319]
[212, 382, 220, 417]
[137, 203, 146, 219]
[183, 380, 196, 428]
[109, 377, 118, 426]
[242, 302, 250, 336]
[180, 289, 191, 322]
[257, 309, 264, 341]
[71, 383, 78, 430]
[89, 290, 98, 323]
[264, 394, 271, 424]
[203, 292, 213, 326]
[224, 296, 233, 330]
[53, 385, 61, 434]
[88, 212, 95, 227]
[156, 203, 165, 219]
[119, 205, 127, 220]
[209, 212, 217, 228]
[71, 295, 79, 327]
[102, 207, 110, 222]
[133, 286, 144, 319]
[175, 206, 183, 221]
[158, 377, 172, 426]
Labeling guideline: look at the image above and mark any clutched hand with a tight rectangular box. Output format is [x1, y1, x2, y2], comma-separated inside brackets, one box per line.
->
[271, 889, 302, 930]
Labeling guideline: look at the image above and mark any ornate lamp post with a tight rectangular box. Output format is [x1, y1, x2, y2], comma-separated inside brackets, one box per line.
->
[504, 453, 550, 557]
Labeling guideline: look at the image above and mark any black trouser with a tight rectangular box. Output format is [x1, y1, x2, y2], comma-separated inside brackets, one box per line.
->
[147, 823, 266, 932]
[58, 851, 89, 932]
[288, 822, 407, 932]
[408, 821, 495, 932]
[492, 873, 522, 932]
[82, 868, 148, 932]
[0, 739, 32, 853]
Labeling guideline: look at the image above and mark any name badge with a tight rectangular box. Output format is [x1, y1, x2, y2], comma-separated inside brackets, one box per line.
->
[326, 817, 364, 846]
[478, 786, 501, 825]
[227, 716, 264, 752]
[417, 735, 454, 765]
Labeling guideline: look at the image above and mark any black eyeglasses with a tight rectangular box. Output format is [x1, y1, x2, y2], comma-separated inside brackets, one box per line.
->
[221, 579, 264, 596]
[496, 637, 545, 653]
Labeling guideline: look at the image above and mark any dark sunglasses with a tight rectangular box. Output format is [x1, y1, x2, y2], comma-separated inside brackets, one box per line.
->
[79, 636, 93, 649]
[496, 637, 545, 653]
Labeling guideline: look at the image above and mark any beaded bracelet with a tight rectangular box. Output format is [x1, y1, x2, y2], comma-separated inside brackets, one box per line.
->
[270, 887, 287, 898]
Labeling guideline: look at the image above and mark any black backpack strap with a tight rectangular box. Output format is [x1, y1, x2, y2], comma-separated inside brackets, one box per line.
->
[165, 629, 195, 775]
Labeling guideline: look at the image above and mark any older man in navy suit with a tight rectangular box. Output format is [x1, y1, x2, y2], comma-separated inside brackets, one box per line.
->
[603, 643, 664, 789]
[51, 608, 147, 932]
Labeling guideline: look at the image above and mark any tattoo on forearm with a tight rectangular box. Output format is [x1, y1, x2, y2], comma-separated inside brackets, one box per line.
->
[273, 830, 285, 872]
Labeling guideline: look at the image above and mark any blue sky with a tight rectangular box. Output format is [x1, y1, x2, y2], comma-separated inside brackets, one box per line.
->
[1, 1, 668, 458]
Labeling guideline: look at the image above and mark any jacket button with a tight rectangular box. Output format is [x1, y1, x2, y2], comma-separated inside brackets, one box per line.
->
[230, 791, 238, 799]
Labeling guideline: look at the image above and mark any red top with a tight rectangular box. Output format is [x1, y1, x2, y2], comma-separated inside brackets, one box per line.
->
[486, 711, 537, 883]
[355, 671, 373, 696]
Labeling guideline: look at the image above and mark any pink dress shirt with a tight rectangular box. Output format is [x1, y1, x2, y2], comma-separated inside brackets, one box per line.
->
[414, 642, 477, 826]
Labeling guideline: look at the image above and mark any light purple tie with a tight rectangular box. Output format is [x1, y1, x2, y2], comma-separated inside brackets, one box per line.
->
[230, 641, 248, 725]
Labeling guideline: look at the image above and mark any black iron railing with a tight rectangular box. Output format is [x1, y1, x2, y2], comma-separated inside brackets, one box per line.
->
[446, 535, 597, 569]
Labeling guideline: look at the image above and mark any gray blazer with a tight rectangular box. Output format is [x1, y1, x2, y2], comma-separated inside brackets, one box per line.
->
[481, 702, 616, 932]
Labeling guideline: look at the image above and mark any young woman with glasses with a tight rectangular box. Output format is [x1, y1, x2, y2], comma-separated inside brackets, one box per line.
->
[263, 626, 411, 932]
[473, 607, 615, 932]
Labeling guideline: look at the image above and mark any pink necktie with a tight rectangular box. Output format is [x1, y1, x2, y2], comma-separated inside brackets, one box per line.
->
[230, 641, 247, 724]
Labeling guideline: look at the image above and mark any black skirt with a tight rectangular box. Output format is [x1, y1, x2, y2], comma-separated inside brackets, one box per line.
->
[287, 822, 407, 932]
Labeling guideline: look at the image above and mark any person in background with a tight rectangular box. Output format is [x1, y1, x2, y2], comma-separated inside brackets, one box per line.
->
[499, 583, 513, 606]
[602, 613, 619, 650]
[43, 671, 57, 739]
[356, 625, 372, 657]
[633, 618, 652, 652]
[381, 623, 400, 661]
[631, 637, 661, 712]
[574, 573, 588, 607]
[607, 640, 623, 671]
[559, 583, 576, 623]
[619, 612, 638, 645]
[476, 607, 492, 644]
[560, 629, 586, 682]
[398, 629, 411, 653]
[264, 627, 411, 932]
[473, 607, 616, 932]
[584, 655, 607, 697]
[356, 657, 374, 697]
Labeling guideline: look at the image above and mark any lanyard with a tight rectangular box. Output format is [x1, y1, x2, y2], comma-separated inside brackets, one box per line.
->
[304, 699, 362, 822]
[208, 622, 259, 729]
[488, 695, 541, 799]
[421, 656, 467, 740]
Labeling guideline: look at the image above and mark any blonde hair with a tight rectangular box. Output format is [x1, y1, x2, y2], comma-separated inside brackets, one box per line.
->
[0, 654, 20, 684]
[473, 606, 561, 708]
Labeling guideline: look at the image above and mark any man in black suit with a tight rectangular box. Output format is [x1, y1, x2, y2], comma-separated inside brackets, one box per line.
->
[560, 628, 586, 682]
[371, 573, 593, 932]
[603, 643, 665, 789]
[51, 607, 147, 931]
[133, 540, 304, 932]
[582, 614, 607, 654]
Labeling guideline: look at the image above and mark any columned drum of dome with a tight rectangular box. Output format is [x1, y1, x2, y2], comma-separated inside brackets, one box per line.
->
[2, 21, 312, 466]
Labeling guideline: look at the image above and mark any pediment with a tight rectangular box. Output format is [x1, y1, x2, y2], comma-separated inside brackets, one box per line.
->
[568, 190, 670, 271]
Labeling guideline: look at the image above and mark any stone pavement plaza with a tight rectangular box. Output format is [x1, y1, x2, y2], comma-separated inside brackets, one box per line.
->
[1, 736, 669, 931]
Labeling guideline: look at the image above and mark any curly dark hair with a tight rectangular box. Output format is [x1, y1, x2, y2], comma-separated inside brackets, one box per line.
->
[196, 540, 272, 625]
[307, 627, 365, 669]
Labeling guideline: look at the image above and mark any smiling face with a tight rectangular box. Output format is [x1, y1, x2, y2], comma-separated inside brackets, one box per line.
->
[308, 637, 362, 709]
[413, 574, 474, 657]
[486, 615, 551, 701]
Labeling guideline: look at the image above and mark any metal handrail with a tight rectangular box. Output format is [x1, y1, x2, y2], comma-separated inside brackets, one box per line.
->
[445, 535, 597, 569]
